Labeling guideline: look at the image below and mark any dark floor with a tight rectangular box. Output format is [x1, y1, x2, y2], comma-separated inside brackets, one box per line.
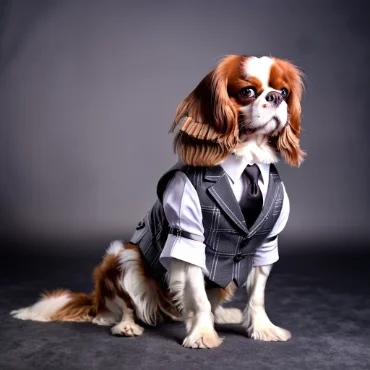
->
[1, 245, 370, 370]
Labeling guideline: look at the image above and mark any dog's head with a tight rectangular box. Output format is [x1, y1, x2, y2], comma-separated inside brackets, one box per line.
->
[171, 55, 305, 167]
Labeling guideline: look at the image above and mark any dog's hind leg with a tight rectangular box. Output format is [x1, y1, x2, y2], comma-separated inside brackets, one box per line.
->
[110, 296, 144, 337]
[92, 310, 120, 326]
[115, 242, 177, 328]
[206, 282, 242, 324]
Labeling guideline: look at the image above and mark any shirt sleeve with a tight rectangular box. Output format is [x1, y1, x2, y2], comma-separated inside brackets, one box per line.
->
[159, 171, 208, 275]
[253, 183, 290, 266]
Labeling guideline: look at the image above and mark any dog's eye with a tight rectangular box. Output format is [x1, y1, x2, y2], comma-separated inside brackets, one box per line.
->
[280, 88, 288, 98]
[240, 87, 256, 99]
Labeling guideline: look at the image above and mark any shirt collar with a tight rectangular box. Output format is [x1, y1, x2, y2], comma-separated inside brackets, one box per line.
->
[220, 153, 269, 184]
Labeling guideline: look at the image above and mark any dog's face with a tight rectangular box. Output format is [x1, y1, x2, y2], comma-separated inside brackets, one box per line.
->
[229, 57, 293, 138]
[171, 55, 305, 167]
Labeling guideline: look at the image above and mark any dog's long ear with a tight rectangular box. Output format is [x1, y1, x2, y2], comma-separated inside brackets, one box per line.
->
[170, 55, 241, 167]
[275, 60, 306, 167]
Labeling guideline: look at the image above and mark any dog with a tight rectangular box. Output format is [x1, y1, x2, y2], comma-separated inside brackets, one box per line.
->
[11, 55, 305, 349]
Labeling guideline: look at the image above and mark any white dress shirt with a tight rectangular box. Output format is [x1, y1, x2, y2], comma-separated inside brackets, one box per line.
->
[159, 154, 290, 274]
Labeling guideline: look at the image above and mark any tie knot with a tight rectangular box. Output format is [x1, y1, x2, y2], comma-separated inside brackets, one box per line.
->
[244, 164, 260, 184]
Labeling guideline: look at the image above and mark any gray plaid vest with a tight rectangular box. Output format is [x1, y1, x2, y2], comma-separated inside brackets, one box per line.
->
[130, 162, 284, 288]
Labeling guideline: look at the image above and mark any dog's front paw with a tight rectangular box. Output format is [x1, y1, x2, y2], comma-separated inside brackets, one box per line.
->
[111, 321, 144, 337]
[248, 322, 291, 342]
[183, 326, 222, 349]
[244, 308, 291, 342]
[182, 312, 222, 349]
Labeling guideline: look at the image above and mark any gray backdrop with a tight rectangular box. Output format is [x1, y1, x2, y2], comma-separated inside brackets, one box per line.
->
[1, 0, 369, 254]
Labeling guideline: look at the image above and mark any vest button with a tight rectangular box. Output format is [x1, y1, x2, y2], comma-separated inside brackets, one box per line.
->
[242, 237, 250, 246]
[234, 253, 244, 262]
[136, 220, 145, 230]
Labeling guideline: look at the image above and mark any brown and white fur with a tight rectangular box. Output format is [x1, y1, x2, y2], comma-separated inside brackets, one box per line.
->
[11, 55, 305, 348]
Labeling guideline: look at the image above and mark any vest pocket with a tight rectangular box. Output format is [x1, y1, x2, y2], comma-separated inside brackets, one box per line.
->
[130, 217, 149, 245]
[204, 230, 247, 256]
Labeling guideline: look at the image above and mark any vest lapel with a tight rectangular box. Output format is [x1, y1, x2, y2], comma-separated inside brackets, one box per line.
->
[204, 166, 249, 235]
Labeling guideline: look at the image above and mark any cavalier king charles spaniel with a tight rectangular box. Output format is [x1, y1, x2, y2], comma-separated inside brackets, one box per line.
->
[11, 55, 305, 349]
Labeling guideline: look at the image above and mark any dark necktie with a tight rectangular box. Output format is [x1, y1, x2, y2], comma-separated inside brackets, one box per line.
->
[239, 164, 263, 229]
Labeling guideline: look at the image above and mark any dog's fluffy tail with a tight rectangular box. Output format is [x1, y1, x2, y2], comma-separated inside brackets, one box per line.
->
[10, 289, 95, 322]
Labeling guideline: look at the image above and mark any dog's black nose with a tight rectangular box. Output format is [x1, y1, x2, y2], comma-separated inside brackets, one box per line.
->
[265, 91, 283, 106]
